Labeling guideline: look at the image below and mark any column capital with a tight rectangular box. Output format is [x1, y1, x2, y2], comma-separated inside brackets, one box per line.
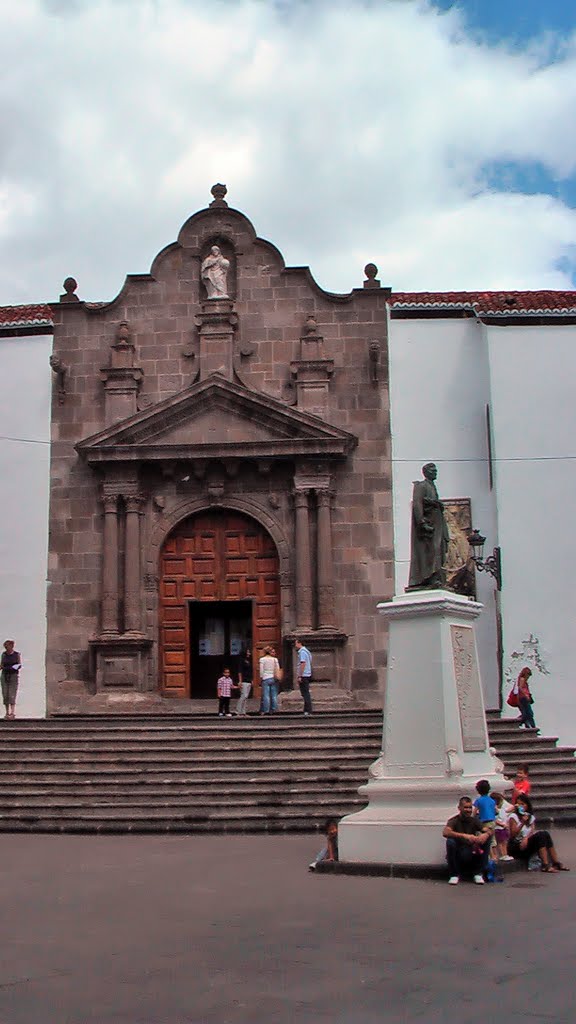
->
[316, 487, 334, 506]
[293, 488, 311, 508]
[125, 495, 145, 514]
[101, 493, 119, 513]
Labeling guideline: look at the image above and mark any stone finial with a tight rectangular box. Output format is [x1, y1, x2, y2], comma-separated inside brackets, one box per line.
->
[210, 183, 228, 208]
[60, 276, 79, 302]
[114, 321, 132, 348]
[304, 315, 318, 335]
[363, 263, 381, 289]
[110, 321, 135, 369]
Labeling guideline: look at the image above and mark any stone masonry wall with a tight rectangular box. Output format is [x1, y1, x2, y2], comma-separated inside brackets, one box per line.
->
[46, 195, 393, 710]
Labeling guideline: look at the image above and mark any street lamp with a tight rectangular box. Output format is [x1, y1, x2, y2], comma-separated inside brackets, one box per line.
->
[467, 529, 502, 591]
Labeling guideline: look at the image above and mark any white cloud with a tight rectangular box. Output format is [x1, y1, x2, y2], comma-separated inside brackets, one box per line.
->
[0, 0, 575, 303]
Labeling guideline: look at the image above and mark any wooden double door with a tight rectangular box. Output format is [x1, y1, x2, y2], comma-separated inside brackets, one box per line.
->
[159, 511, 281, 698]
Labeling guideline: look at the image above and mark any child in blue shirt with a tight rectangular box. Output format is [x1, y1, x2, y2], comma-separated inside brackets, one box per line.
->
[474, 779, 497, 826]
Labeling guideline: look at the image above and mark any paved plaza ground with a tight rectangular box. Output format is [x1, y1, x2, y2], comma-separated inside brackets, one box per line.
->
[0, 830, 575, 1024]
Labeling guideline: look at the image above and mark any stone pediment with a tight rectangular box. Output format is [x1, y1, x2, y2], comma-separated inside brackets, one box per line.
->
[76, 374, 357, 465]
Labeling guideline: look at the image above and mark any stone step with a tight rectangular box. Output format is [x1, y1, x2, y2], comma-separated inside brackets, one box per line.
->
[0, 817, 341, 835]
[45, 712, 381, 729]
[0, 747, 378, 768]
[4, 717, 382, 734]
[0, 787, 362, 810]
[0, 798, 362, 822]
[0, 737, 381, 753]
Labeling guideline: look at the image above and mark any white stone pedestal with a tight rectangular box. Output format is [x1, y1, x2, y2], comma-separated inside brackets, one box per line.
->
[339, 590, 507, 866]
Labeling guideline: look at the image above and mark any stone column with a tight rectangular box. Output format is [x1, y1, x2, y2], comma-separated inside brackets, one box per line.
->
[101, 494, 120, 634]
[317, 488, 335, 629]
[294, 489, 313, 629]
[124, 496, 144, 634]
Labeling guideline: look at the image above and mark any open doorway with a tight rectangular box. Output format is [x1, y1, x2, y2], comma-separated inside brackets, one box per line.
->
[189, 600, 252, 699]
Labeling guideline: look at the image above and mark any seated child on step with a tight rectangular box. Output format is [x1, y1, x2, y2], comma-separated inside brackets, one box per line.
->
[309, 818, 339, 871]
[492, 791, 515, 861]
[511, 764, 532, 803]
[217, 668, 233, 718]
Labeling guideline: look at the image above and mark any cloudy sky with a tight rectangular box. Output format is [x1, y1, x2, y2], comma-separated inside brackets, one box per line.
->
[1, 0, 575, 305]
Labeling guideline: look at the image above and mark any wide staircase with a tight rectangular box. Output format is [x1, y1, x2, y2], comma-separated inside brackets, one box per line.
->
[0, 711, 574, 833]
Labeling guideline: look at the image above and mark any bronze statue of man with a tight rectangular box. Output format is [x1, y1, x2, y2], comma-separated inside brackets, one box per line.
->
[407, 463, 450, 590]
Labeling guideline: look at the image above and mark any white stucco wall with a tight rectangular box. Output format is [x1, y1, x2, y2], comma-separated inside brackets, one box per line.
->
[0, 334, 52, 717]
[487, 323, 576, 747]
[388, 316, 500, 709]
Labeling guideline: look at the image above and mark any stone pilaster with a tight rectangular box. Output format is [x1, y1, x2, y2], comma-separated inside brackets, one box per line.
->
[124, 495, 145, 635]
[101, 493, 120, 634]
[317, 488, 335, 629]
[100, 322, 143, 426]
[290, 316, 334, 418]
[294, 489, 313, 629]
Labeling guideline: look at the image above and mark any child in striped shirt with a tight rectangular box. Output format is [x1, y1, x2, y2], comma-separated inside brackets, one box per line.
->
[217, 668, 233, 718]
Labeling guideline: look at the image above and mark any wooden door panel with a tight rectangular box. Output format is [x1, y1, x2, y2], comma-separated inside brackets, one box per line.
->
[159, 511, 280, 697]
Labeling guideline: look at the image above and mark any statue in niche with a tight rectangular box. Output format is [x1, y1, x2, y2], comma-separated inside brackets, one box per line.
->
[407, 462, 450, 590]
[201, 245, 230, 299]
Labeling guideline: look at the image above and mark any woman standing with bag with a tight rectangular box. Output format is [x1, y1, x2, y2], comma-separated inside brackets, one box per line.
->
[258, 645, 281, 715]
[1, 640, 21, 720]
[517, 666, 538, 731]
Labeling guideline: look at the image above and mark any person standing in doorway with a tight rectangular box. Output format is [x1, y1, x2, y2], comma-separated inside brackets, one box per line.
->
[258, 646, 280, 715]
[295, 639, 313, 716]
[235, 647, 253, 716]
[1, 640, 21, 720]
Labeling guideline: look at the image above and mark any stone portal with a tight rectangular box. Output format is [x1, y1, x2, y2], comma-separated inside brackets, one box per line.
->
[159, 510, 280, 698]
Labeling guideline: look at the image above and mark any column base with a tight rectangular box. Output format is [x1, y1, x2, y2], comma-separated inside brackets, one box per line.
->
[339, 774, 504, 865]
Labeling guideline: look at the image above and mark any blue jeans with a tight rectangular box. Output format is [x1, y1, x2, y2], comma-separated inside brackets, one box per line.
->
[260, 678, 278, 714]
[519, 696, 536, 729]
[446, 838, 489, 878]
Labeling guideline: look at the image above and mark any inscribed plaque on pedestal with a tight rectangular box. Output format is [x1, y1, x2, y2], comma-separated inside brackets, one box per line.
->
[451, 624, 487, 752]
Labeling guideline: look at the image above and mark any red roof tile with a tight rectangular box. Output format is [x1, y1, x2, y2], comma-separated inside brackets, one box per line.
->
[0, 291, 575, 330]
[0, 304, 53, 329]
[389, 290, 576, 315]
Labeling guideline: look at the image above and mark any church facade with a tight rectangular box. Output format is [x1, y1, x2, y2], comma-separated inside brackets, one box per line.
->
[44, 185, 394, 711]
[2, 187, 576, 746]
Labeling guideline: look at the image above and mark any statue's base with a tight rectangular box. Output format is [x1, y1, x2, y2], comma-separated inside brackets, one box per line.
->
[338, 590, 508, 866]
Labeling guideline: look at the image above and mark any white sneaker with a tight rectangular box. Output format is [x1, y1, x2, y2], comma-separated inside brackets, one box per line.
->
[501, 855, 514, 862]
[448, 876, 459, 885]
[473, 874, 485, 885]
[226, 714, 232, 718]
[308, 862, 317, 871]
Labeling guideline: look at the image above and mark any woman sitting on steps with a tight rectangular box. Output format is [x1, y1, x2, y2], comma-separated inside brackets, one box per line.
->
[508, 795, 569, 872]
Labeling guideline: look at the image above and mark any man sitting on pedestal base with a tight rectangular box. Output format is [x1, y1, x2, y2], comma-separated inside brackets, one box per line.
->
[443, 796, 492, 885]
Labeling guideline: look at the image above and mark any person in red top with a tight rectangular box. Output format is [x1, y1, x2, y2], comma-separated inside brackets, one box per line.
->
[517, 666, 537, 731]
[511, 764, 532, 804]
